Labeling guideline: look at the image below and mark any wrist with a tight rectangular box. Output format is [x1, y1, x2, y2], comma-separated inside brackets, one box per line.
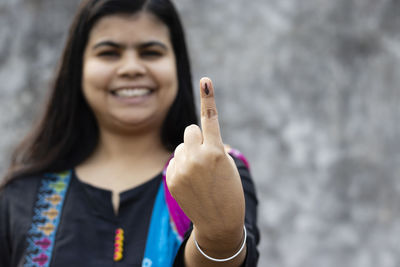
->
[195, 219, 244, 240]
[193, 225, 247, 263]
[193, 223, 245, 258]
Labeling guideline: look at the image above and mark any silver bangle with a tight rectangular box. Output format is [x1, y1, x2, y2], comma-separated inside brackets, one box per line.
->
[193, 226, 247, 262]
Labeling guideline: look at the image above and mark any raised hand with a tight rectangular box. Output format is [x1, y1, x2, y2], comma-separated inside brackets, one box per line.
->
[166, 77, 246, 262]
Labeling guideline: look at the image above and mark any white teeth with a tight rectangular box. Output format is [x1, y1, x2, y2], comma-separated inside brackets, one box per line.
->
[114, 88, 151, 97]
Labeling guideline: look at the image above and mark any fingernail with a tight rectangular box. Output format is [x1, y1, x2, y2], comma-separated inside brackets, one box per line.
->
[203, 81, 210, 95]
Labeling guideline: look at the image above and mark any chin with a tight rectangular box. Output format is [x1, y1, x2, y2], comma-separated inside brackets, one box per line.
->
[110, 116, 162, 132]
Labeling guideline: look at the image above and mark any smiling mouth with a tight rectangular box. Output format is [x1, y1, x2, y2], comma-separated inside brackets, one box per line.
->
[111, 88, 153, 98]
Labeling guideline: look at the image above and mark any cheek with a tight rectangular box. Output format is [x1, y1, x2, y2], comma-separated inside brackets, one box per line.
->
[162, 69, 178, 106]
[82, 60, 113, 92]
[157, 58, 178, 95]
[82, 60, 114, 115]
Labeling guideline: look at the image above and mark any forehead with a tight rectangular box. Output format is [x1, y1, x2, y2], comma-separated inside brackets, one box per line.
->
[88, 12, 171, 44]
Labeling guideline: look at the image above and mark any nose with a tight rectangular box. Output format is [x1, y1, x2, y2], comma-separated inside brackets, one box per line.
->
[117, 52, 146, 78]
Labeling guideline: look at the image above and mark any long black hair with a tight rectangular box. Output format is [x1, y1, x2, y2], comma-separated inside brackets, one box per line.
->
[2, 0, 197, 185]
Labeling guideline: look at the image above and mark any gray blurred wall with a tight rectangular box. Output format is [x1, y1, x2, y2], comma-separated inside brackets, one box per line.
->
[1, 0, 400, 266]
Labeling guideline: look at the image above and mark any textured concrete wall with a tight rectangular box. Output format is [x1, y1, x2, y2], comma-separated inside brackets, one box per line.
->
[1, 0, 400, 266]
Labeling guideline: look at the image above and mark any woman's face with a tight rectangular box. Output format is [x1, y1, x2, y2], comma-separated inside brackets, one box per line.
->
[82, 12, 178, 133]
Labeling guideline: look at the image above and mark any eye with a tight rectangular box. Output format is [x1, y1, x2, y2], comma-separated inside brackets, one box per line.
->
[141, 50, 163, 58]
[98, 50, 120, 58]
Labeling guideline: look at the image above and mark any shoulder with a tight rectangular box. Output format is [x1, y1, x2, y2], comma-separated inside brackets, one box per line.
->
[0, 175, 43, 235]
[0, 174, 44, 215]
[0, 175, 46, 266]
[1, 175, 43, 197]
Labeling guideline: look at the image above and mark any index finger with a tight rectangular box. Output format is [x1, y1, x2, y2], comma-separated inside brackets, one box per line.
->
[200, 77, 223, 147]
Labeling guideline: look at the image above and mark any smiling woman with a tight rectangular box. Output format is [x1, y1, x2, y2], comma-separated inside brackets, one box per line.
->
[0, 0, 259, 266]
[82, 13, 178, 134]
[78, 12, 180, 213]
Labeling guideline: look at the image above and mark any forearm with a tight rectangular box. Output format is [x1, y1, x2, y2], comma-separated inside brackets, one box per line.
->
[184, 225, 247, 267]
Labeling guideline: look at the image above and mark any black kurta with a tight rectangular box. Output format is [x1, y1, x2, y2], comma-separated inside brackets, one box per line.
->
[0, 156, 259, 266]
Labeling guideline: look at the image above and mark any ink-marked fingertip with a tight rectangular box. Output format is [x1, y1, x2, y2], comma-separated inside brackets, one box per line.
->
[201, 77, 211, 96]
[204, 82, 210, 95]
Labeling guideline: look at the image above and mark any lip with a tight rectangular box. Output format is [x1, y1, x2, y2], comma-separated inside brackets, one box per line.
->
[110, 85, 156, 93]
[109, 85, 155, 105]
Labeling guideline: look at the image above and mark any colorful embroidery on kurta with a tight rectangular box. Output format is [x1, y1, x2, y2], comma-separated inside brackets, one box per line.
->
[24, 171, 71, 267]
[114, 228, 124, 261]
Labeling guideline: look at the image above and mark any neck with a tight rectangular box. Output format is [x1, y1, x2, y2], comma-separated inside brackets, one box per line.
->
[75, 128, 172, 214]
[90, 128, 171, 167]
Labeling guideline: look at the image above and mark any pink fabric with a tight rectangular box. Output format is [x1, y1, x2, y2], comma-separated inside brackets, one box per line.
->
[228, 148, 250, 169]
[162, 157, 190, 240]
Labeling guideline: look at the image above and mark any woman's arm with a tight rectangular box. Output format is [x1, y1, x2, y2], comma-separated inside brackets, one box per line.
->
[173, 156, 259, 267]
[167, 78, 259, 266]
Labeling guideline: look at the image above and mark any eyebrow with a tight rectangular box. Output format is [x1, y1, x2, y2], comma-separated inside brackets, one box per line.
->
[92, 40, 168, 50]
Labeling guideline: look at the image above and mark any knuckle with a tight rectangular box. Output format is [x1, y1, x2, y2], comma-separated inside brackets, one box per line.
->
[223, 144, 232, 153]
[174, 143, 185, 156]
[207, 146, 226, 161]
[165, 175, 176, 190]
[184, 124, 201, 139]
[175, 164, 190, 178]
[185, 124, 200, 132]
[202, 108, 218, 119]
[187, 155, 203, 169]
